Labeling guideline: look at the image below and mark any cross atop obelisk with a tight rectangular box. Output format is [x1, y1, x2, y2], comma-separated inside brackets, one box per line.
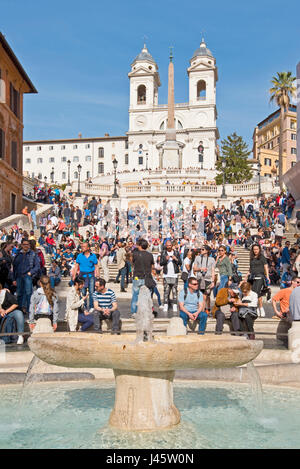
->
[166, 46, 176, 140]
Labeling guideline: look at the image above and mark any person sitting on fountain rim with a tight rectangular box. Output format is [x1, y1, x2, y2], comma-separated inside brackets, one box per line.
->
[92, 278, 121, 334]
[29, 276, 59, 332]
[0, 281, 25, 344]
[178, 277, 207, 335]
[212, 282, 241, 335]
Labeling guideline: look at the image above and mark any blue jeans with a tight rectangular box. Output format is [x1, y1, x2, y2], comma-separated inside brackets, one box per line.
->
[116, 266, 127, 290]
[180, 310, 208, 334]
[16, 275, 33, 312]
[78, 312, 94, 331]
[151, 286, 161, 306]
[50, 277, 60, 288]
[1, 309, 24, 343]
[218, 275, 229, 292]
[130, 278, 145, 314]
[81, 274, 95, 310]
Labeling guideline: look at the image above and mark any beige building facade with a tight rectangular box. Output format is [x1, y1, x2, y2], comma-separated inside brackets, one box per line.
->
[252, 105, 297, 180]
[0, 32, 37, 219]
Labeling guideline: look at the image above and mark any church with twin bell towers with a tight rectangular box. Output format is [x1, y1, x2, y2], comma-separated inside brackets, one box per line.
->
[23, 39, 220, 191]
[127, 39, 219, 174]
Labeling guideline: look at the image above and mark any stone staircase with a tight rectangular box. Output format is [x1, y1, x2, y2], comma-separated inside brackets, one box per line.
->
[233, 246, 250, 278]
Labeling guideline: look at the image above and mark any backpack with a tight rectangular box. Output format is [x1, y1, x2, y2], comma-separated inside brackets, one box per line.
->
[184, 286, 200, 301]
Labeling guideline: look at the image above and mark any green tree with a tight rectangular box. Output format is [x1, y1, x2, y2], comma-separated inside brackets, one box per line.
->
[215, 132, 252, 185]
[269, 71, 296, 190]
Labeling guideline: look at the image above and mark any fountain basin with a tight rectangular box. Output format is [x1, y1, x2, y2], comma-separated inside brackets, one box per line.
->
[28, 333, 263, 431]
[28, 333, 263, 371]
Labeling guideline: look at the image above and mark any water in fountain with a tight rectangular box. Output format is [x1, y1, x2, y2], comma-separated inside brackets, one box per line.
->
[247, 361, 263, 412]
[1, 381, 300, 449]
[135, 285, 154, 342]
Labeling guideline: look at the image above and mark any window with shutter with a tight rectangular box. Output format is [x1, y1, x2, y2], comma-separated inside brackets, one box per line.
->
[0, 129, 5, 159]
[11, 141, 18, 170]
[10, 83, 20, 118]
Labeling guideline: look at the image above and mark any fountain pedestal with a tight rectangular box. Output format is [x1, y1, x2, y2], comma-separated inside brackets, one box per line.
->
[110, 369, 180, 431]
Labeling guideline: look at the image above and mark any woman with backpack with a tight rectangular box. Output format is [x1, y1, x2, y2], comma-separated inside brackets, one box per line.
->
[29, 275, 59, 331]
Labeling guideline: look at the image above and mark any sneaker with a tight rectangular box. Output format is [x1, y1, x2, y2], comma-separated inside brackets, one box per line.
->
[163, 304, 168, 313]
[159, 305, 164, 310]
[17, 335, 24, 345]
[172, 304, 178, 313]
[272, 315, 280, 320]
[259, 307, 266, 318]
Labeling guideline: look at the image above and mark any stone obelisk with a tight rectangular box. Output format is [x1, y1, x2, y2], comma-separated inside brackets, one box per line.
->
[159, 48, 182, 169]
[166, 48, 176, 142]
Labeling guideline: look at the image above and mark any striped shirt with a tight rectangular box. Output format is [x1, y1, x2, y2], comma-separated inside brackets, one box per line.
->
[93, 289, 117, 310]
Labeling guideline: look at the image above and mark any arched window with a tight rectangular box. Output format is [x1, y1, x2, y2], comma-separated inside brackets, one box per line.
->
[137, 85, 146, 104]
[74, 171, 78, 179]
[159, 119, 183, 130]
[197, 80, 206, 100]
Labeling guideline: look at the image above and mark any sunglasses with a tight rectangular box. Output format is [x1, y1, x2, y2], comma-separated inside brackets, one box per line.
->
[190, 282, 199, 286]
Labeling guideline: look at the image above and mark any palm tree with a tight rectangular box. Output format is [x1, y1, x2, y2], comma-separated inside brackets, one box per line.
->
[269, 72, 296, 190]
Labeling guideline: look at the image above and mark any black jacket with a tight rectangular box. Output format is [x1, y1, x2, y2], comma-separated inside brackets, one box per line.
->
[160, 250, 182, 275]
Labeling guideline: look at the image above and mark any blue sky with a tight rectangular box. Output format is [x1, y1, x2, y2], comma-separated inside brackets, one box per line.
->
[2, 0, 300, 150]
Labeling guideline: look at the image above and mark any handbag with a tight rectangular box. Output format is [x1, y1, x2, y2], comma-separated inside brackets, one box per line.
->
[181, 271, 188, 282]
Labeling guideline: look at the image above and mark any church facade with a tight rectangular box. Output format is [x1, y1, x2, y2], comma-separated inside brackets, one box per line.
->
[127, 40, 219, 172]
[23, 40, 219, 184]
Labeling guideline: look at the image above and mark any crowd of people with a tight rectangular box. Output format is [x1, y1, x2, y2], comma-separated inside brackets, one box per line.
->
[0, 184, 300, 344]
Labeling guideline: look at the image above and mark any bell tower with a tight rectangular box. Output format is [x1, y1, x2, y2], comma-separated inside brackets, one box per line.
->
[128, 44, 161, 132]
[187, 38, 217, 107]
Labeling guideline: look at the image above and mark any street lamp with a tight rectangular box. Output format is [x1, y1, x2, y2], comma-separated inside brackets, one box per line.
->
[275, 160, 279, 187]
[50, 167, 54, 184]
[112, 158, 119, 198]
[146, 152, 149, 170]
[76, 164, 82, 197]
[220, 158, 227, 199]
[257, 160, 262, 197]
[67, 159, 71, 185]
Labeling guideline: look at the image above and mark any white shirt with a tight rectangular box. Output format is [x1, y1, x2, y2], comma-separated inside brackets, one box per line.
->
[163, 250, 177, 278]
[241, 290, 258, 308]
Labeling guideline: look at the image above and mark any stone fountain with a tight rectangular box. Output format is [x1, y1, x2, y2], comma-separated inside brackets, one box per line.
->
[28, 287, 263, 432]
[28, 331, 262, 431]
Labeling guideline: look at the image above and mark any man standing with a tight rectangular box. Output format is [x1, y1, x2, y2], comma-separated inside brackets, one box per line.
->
[115, 241, 127, 292]
[130, 239, 154, 316]
[13, 239, 41, 313]
[281, 241, 290, 275]
[178, 277, 207, 335]
[99, 237, 110, 283]
[160, 240, 182, 314]
[63, 204, 71, 226]
[193, 245, 215, 313]
[272, 276, 300, 319]
[289, 277, 300, 321]
[30, 207, 37, 230]
[76, 206, 82, 228]
[93, 278, 121, 334]
[73, 242, 99, 310]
